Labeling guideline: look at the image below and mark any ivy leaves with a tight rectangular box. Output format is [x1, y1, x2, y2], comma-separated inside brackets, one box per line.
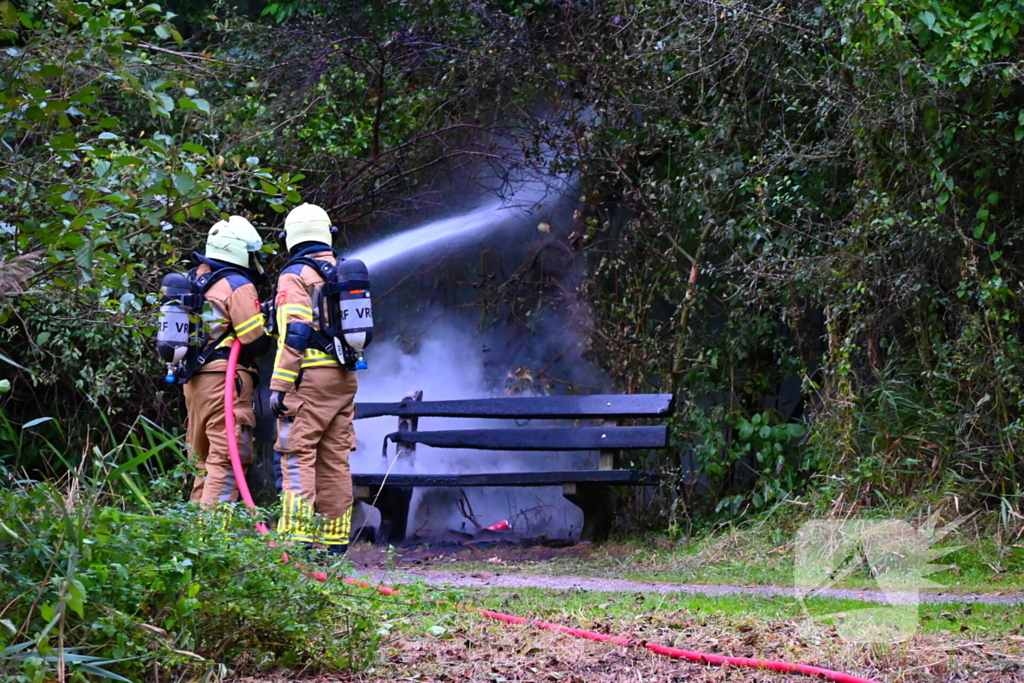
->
[0, 2, 302, 412]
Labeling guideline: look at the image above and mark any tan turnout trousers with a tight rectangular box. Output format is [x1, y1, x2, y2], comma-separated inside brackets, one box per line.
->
[274, 365, 357, 548]
[182, 262, 267, 507]
[184, 370, 256, 505]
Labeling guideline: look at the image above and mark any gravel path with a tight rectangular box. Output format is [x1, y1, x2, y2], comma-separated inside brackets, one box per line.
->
[360, 568, 1024, 605]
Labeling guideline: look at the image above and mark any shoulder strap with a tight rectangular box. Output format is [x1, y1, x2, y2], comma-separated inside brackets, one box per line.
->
[178, 265, 253, 312]
[192, 265, 253, 363]
[285, 255, 337, 281]
[193, 265, 252, 294]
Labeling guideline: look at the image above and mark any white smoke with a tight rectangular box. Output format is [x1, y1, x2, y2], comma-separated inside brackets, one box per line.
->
[328, 172, 602, 542]
[351, 324, 588, 540]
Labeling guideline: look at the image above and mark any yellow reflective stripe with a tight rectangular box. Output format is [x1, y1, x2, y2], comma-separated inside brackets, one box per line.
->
[278, 492, 315, 540]
[282, 303, 314, 321]
[286, 533, 318, 543]
[215, 333, 237, 349]
[341, 508, 352, 538]
[272, 368, 299, 383]
[320, 535, 347, 544]
[276, 306, 287, 348]
[320, 510, 351, 545]
[302, 348, 337, 367]
[235, 313, 264, 336]
[301, 358, 338, 368]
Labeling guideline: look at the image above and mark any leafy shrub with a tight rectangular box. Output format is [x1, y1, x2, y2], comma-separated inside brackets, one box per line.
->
[0, 475, 390, 682]
[0, 411, 400, 683]
[0, 1, 303, 469]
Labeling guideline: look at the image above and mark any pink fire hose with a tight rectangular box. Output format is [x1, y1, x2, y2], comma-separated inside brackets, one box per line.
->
[221, 340, 880, 683]
[223, 340, 268, 534]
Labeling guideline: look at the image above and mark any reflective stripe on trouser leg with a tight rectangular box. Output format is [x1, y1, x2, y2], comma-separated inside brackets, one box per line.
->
[313, 383, 357, 551]
[274, 366, 357, 546]
[276, 409, 319, 544]
[319, 508, 352, 548]
[278, 489, 317, 544]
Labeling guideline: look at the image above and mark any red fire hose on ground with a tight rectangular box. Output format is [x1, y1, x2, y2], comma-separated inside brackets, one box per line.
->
[221, 340, 881, 683]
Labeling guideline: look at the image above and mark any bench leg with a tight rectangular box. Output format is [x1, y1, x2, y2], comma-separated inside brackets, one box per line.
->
[373, 486, 413, 546]
[563, 483, 615, 543]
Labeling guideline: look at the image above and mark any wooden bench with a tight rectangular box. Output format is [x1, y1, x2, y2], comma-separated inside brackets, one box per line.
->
[351, 392, 673, 544]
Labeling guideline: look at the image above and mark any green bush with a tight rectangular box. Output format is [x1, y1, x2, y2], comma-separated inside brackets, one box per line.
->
[0, 475, 391, 683]
[0, 1, 303, 470]
[0, 409, 403, 683]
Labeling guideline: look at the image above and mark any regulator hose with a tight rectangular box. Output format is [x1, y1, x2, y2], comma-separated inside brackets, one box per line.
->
[221, 338, 879, 683]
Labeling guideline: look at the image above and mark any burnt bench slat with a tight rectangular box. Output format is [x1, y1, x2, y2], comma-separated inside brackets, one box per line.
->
[352, 470, 659, 488]
[384, 425, 668, 452]
[355, 394, 674, 420]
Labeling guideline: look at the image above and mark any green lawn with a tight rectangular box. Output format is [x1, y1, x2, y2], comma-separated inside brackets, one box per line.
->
[344, 579, 1024, 683]
[445, 585, 1024, 638]
[435, 522, 1024, 593]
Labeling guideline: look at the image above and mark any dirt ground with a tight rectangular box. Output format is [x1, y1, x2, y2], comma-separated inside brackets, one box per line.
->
[242, 543, 1024, 682]
[347, 538, 608, 568]
[245, 614, 1024, 682]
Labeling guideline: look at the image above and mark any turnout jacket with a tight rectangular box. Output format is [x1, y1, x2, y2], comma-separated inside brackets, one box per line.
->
[270, 248, 341, 392]
[193, 261, 269, 373]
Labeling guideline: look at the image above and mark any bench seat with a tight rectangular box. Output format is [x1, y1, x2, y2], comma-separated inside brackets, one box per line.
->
[352, 470, 659, 488]
[383, 425, 668, 453]
[344, 391, 673, 545]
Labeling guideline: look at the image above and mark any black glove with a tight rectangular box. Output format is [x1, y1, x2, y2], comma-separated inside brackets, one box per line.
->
[270, 390, 288, 418]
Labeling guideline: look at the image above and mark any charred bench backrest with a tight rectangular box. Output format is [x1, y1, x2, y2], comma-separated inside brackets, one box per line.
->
[351, 393, 674, 544]
[354, 393, 674, 457]
[355, 394, 674, 420]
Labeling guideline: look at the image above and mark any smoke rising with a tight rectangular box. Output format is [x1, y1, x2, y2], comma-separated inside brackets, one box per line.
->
[352, 324, 593, 539]
[254, 176, 611, 542]
[344, 177, 611, 542]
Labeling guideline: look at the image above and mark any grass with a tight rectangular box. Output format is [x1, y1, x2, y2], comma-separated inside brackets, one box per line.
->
[430, 515, 1024, 594]
[333, 505, 1024, 680]
[312, 581, 1024, 683]
[451, 585, 1024, 638]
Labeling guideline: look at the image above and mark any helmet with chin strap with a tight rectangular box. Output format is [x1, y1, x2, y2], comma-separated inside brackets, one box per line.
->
[205, 216, 263, 267]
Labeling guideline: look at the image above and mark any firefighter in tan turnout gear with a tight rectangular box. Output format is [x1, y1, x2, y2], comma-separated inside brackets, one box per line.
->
[181, 217, 270, 505]
[269, 203, 358, 554]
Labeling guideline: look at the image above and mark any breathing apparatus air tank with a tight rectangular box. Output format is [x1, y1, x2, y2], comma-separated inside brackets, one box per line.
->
[335, 259, 373, 370]
[156, 273, 194, 382]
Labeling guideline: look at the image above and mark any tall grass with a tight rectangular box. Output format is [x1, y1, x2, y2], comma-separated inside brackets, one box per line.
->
[0, 412, 399, 683]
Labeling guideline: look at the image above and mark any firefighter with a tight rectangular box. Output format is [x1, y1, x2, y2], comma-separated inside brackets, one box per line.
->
[184, 216, 270, 506]
[269, 203, 357, 554]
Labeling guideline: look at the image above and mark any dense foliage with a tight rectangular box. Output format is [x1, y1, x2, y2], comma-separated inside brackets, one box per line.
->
[0, 1, 303, 439]
[0, 415, 406, 683]
[3, 0, 1024, 542]
[529, 0, 1024, 531]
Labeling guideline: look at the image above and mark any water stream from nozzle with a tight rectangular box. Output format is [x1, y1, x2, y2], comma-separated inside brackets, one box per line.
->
[349, 202, 500, 268]
[349, 182, 555, 269]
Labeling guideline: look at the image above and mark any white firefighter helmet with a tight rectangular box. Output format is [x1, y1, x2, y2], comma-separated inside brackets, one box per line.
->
[284, 203, 332, 251]
[205, 216, 263, 267]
